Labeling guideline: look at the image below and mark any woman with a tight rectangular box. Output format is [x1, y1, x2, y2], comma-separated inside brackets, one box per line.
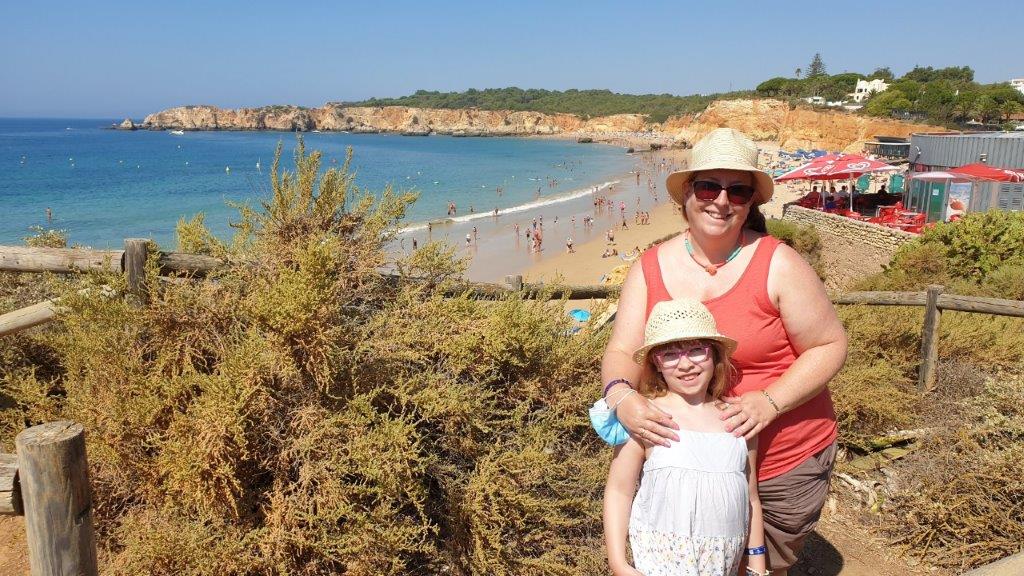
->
[600, 128, 847, 575]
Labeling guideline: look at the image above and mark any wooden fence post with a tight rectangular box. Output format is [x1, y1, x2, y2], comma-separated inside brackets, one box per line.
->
[15, 421, 98, 576]
[917, 284, 944, 392]
[123, 238, 149, 301]
[504, 275, 523, 291]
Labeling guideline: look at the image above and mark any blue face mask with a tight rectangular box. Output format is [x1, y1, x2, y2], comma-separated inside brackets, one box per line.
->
[588, 398, 629, 446]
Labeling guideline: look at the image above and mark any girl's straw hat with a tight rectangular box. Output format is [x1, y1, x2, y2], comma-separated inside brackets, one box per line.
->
[665, 128, 774, 206]
[632, 298, 738, 364]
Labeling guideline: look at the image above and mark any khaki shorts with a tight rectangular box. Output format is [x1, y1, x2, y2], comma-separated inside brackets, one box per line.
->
[756, 441, 837, 571]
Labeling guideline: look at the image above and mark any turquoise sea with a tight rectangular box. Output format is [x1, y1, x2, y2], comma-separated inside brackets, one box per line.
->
[0, 118, 636, 249]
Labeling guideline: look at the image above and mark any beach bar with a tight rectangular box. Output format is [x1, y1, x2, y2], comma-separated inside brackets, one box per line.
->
[907, 131, 1024, 222]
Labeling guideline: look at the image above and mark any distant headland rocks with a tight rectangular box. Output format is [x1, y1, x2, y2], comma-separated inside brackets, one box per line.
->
[122, 99, 941, 152]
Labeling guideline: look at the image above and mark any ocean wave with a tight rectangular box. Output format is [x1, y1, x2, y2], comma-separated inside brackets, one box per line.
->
[398, 180, 619, 233]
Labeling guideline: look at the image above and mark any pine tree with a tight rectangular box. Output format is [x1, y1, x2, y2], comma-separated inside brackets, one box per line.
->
[807, 53, 826, 78]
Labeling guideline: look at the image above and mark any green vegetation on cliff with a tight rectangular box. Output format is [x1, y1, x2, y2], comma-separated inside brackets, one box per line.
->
[342, 87, 756, 123]
[756, 63, 1024, 127]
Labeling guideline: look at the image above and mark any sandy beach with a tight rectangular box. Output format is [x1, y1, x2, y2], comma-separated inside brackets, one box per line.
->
[400, 144, 692, 283]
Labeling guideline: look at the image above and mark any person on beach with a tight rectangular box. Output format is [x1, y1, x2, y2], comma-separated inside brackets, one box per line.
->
[603, 298, 766, 576]
[566, 237, 574, 253]
[600, 128, 847, 575]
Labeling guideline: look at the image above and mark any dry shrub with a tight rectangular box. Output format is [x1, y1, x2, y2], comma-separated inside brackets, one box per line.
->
[834, 213, 1024, 570]
[882, 373, 1024, 571]
[830, 306, 921, 449]
[0, 140, 611, 575]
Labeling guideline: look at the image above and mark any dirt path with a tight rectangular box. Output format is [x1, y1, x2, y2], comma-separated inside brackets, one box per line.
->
[0, 516, 29, 575]
[792, 521, 933, 576]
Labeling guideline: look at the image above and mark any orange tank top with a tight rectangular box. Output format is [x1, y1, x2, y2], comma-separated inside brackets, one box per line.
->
[641, 236, 837, 481]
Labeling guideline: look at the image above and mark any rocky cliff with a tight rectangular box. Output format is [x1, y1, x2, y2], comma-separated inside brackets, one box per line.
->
[141, 99, 941, 151]
[662, 99, 939, 152]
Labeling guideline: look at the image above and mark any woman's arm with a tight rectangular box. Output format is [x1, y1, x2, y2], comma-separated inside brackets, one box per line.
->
[721, 244, 848, 438]
[601, 262, 679, 446]
[604, 439, 646, 576]
[742, 437, 767, 575]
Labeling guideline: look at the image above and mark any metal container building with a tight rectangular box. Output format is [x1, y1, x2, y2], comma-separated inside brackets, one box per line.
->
[906, 132, 1024, 221]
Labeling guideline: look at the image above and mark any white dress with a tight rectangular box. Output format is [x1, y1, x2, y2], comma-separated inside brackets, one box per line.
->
[629, 429, 749, 576]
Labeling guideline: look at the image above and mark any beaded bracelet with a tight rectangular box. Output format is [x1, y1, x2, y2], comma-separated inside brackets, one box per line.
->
[761, 390, 781, 413]
[603, 378, 633, 397]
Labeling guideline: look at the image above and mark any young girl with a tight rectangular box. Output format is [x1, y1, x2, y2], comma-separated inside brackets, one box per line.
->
[603, 298, 767, 576]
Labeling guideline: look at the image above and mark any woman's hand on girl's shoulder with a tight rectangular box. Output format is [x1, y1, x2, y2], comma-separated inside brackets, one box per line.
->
[617, 392, 679, 447]
[718, 391, 778, 439]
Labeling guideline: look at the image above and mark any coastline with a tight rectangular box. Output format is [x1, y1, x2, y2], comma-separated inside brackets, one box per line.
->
[424, 147, 691, 283]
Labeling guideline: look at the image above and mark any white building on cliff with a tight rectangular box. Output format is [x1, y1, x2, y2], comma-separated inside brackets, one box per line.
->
[1011, 78, 1024, 95]
[849, 79, 889, 103]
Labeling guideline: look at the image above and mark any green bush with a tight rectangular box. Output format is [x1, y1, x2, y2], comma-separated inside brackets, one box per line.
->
[855, 211, 1024, 298]
[767, 219, 823, 278]
[24, 225, 68, 248]
[895, 211, 1024, 285]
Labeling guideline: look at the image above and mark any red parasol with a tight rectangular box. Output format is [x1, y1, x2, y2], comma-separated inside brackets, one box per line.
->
[947, 163, 1024, 182]
[775, 154, 899, 181]
[775, 153, 900, 212]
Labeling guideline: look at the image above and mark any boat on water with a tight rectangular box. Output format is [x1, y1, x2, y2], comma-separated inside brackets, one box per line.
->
[169, 130, 185, 135]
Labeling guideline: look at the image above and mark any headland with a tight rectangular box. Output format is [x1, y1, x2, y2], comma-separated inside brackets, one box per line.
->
[137, 98, 939, 153]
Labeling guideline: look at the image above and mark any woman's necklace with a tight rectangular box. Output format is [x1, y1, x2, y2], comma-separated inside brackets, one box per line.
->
[684, 231, 743, 276]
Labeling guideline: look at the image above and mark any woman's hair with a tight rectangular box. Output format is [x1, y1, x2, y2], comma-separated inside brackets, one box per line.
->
[680, 171, 768, 233]
[638, 339, 733, 400]
[744, 204, 767, 233]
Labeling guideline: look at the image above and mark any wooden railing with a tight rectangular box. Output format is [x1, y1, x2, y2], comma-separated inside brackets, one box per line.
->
[3, 242, 1024, 392]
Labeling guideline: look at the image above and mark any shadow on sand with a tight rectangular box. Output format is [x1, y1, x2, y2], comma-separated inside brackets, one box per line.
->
[791, 531, 844, 576]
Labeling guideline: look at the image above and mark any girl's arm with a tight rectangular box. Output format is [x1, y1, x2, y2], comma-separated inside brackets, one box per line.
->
[604, 438, 646, 576]
[742, 437, 767, 575]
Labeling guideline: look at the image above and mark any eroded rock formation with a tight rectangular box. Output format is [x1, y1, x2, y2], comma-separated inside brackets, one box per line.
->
[141, 99, 941, 151]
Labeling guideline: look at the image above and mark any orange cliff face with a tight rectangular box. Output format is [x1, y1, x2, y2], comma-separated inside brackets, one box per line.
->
[142, 105, 586, 135]
[661, 99, 941, 152]
[141, 99, 943, 151]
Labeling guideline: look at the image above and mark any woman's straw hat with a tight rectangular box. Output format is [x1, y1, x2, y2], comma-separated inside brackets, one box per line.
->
[632, 298, 737, 364]
[665, 128, 774, 206]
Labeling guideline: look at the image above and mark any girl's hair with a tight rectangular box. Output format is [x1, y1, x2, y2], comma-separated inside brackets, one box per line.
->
[638, 339, 733, 400]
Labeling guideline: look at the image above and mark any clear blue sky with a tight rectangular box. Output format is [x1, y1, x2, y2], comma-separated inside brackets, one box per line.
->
[3, 0, 1022, 118]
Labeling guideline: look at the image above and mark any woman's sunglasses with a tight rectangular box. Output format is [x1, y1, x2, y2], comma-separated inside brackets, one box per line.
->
[692, 180, 756, 205]
[652, 343, 712, 368]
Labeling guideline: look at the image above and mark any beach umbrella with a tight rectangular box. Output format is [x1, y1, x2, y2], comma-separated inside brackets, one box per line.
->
[775, 153, 899, 182]
[948, 163, 1024, 182]
[569, 308, 591, 322]
[776, 153, 900, 211]
[909, 171, 970, 182]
